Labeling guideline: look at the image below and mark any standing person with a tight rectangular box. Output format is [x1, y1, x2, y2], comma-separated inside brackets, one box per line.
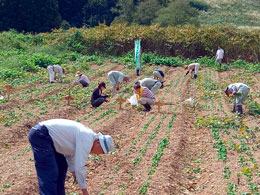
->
[184, 63, 200, 79]
[134, 82, 155, 112]
[107, 71, 129, 95]
[91, 82, 109, 108]
[153, 69, 165, 88]
[215, 46, 224, 66]
[225, 83, 250, 116]
[71, 71, 90, 88]
[139, 78, 162, 95]
[28, 119, 114, 195]
[47, 65, 65, 83]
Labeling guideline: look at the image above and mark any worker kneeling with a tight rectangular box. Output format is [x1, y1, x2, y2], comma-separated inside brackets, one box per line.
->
[184, 63, 200, 79]
[28, 119, 114, 195]
[91, 82, 109, 108]
[47, 64, 65, 83]
[134, 82, 155, 112]
[139, 78, 162, 95]
[225, 83, 250, 116]
[153, 69, 165, 88]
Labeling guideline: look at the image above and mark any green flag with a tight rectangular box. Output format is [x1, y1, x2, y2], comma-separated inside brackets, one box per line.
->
[135, 40, 141, 69]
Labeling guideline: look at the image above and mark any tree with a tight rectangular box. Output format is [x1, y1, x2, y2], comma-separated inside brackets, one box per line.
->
[0, 0, 61, 32]
[133, 0, 162, 25]
[112, 0, 136, 24]
[153, 0, 200, 27]
[82, 0, 117, 27]
[58, 0, 87, 27]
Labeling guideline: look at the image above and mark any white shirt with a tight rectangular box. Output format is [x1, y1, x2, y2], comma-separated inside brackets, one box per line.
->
[39, 119, 97, 189]
[216, 49, 224, 59]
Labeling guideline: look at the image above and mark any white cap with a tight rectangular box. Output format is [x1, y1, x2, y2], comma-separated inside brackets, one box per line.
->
[98, 133, 114, 154]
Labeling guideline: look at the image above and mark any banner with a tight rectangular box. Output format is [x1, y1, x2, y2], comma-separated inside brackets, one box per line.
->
[135, 40, 141, 69]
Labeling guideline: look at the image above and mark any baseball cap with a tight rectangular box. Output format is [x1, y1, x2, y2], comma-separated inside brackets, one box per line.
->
[98, 133, 114, 154]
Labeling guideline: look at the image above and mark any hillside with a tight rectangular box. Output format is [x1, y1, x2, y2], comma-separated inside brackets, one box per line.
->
[198, 0, 260, 27]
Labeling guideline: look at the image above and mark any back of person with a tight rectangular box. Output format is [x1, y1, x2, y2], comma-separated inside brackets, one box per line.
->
[108, 71, 124, 81]
[140, 78, 158, 89]
[39, 119, 95, 155]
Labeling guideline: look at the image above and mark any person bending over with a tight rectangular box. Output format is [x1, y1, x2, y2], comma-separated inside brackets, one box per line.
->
[225, 83, 250, 116]
[28, 119, 114, 195]
[47, 64, 65, 83]
[108, 71, 129, 95]
[184, 63, 200, 79]
[139, 78, 162, 95]
[153, 69, 165, 88]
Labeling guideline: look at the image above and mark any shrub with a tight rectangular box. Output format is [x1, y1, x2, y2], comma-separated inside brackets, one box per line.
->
[189, 1, 210, 11]
[0, 69, 25, 79]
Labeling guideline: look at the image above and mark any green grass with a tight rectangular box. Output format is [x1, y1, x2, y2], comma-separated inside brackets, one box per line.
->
[198, 0, 260, 27]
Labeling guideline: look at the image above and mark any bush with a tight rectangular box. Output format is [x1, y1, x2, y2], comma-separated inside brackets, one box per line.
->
[0, 68, 25, 79]
[30, 53, 61, 68]
[189, 1, 210, 11]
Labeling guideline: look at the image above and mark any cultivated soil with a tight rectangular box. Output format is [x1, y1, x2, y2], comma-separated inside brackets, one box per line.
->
[0, 63, 259, 195]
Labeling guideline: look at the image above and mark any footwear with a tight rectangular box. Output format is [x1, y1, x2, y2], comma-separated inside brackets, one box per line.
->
[143, 104, 151, 112]
[136, 69, 140, 76]
[193, 74, 197, 79]
[237, 105, 243, 116]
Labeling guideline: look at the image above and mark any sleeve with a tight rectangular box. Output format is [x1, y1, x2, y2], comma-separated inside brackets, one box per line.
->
[65, 155, 75, 172]
[74, 78, 81, 84]
[74, 134, 94, 189]
[118, 73, 124, 83]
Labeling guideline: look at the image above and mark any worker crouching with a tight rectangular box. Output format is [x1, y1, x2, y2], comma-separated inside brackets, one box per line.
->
[134, 82, 155, 112]
[225, 83, 250, 116]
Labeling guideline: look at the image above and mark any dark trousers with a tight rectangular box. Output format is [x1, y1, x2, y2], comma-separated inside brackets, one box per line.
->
[28, 124, 68, 195]
[91, 97, 105, 107]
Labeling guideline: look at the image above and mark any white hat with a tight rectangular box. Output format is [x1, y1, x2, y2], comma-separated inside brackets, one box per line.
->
[98, 133, 114, 154]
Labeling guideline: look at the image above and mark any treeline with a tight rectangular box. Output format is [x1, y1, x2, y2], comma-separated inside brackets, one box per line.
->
[0, 0, 208, 32]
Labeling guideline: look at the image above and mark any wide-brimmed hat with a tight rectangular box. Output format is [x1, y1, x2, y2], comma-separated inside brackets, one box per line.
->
[75, 71, 81, 77]
[98, 133, 114, 154]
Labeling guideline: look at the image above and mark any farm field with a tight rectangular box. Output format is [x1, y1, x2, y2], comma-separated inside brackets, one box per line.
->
[0, 60, 259, 195]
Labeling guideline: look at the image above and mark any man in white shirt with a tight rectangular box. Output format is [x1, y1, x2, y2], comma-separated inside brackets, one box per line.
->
[28, 119, 114, 195]
[47, 65, 65, 83]
[215, 46, 224, 66]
